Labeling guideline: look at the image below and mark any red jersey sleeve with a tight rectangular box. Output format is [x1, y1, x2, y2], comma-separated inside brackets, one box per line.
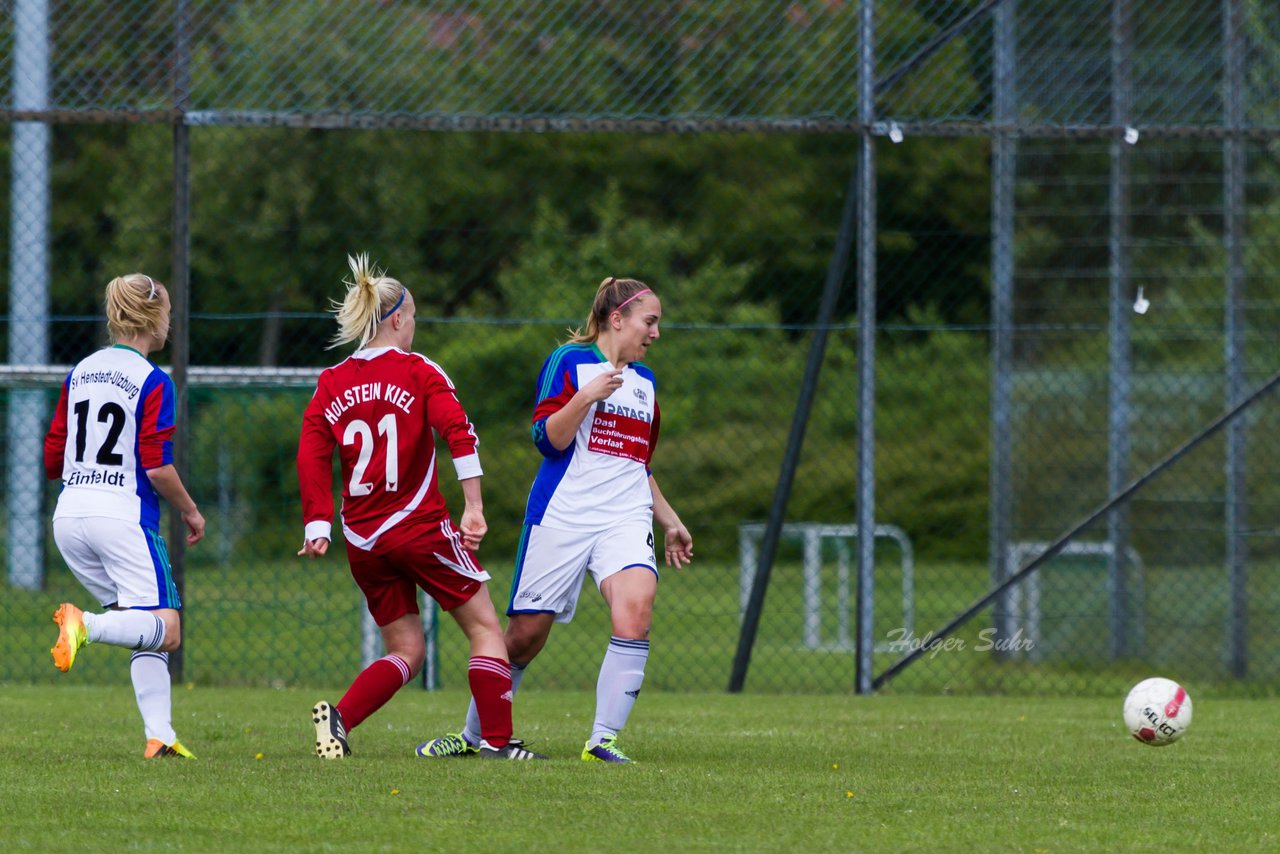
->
[645, 400, 661, 468]
[531, 369, 577, 458]
[43, 378, 71, 480]
[422, 363, 481, 472]
[136, 373, 177, 469]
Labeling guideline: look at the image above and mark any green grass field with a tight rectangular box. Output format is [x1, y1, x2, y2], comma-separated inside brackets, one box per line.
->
[2, 684, 1276, 852]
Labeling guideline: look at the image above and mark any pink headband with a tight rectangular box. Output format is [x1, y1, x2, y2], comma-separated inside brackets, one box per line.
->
[615, 288, 652, 312]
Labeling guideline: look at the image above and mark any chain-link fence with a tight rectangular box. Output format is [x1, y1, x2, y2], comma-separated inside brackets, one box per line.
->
[3, 1, 1279, 697]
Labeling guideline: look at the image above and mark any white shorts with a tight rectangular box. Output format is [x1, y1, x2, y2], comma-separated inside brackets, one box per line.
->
[52, 516, 180, 610]
[509, 520, 657, 623]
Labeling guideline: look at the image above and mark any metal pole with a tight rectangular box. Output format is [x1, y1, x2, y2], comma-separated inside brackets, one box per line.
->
[726, 160, 860, 692]
[875, 367, 1280, 690]
[1223, 0, 1247, 678]
[1106, 0, 1134, 659]
[989, 0, 1017, 653]
[725, 1, 870, 692]
[169, 0, 193, 680]
[7, 0, 51, 591]
[853, 0, 877, 696]
[421, 597, 440, 690]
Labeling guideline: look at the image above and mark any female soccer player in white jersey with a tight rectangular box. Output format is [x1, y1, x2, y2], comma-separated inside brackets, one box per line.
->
[44, 273, 206, 759]
[297, 254, 543, 761]
[420, 276, 693, 763]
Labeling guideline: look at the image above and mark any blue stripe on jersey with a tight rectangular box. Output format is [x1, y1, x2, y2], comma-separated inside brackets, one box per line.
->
[524, 444, 575, 525]
[536, 345, 656, 402]
[628, 359, 658, 392]
[132, 370, 172, 529]
[132, 389, 159, 529]
[525, 343, 601, 522]
[506, 525, 533, 615]
[144, 526, 181, 610]
[535, 342, 605, 402]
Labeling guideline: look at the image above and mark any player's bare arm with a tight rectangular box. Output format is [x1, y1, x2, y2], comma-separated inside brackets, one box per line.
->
[649, 475, 692, 568]
[458, 476, 487, 550]
[146, 464, 206, 545]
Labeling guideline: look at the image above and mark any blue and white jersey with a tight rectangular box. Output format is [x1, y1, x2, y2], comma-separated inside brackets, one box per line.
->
[525, 343, 660, 531]
[44, 345, 176, 529]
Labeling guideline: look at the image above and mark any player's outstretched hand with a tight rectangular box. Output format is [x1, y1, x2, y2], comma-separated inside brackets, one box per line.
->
[298, 538, 329, 558]
[663, 523, 693, 568]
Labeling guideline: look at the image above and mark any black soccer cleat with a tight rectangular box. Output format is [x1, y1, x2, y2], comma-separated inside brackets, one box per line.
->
[312, 701, 351, 759]
[476, 739, 547, 760]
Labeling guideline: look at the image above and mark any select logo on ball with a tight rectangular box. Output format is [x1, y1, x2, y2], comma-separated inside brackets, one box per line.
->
[1123, 677, 1192, 747]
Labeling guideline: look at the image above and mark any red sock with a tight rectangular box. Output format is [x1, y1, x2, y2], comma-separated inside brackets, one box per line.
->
[336, 654, 412, 730]
[469, 656, 513, 748]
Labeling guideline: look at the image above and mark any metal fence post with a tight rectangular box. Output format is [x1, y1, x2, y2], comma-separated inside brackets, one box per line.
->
[6, 0, 51, 592]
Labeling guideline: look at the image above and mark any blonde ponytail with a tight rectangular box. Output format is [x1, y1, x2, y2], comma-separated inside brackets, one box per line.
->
[104, 273, 166, 342]
[329, 253, 407, 350]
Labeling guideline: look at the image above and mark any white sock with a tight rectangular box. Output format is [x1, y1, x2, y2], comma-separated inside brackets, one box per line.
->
[463, 661, 526, 746]
[131, 651, 176, 744]
[83, 610, 166, 650]
[590, 637, 649, 744]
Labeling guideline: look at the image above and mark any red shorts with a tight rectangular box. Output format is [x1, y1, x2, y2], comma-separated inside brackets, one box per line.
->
[344, 516, 490, 626]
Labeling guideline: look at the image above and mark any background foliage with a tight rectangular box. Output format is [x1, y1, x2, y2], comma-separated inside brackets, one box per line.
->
[4, 0, 1280, 696]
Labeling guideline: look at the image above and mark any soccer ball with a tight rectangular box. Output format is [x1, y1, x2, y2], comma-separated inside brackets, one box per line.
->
[1123, 677, 1192, 746]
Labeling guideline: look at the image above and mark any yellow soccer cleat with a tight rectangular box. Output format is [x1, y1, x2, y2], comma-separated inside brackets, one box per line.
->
[144, 738, 196, 759]
[51, 603, 87, 673]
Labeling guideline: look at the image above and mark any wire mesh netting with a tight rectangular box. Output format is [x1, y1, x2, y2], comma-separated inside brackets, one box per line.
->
[3, 1, 1280, 698]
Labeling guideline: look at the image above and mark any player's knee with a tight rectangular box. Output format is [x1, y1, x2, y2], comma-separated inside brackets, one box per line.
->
[386, 649, 426, 677]
[397, 649, 425, 676]
[611, 604, 652, 639]
[385, 635, 426, 673]
[159, 619, 182, 651]
[504, 620, 551, 662]
[506, 634, 544, 664]
[613, 622, 651, 641]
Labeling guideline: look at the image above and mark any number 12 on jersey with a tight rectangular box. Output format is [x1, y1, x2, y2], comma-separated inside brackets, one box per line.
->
[73, 399, 126, 465]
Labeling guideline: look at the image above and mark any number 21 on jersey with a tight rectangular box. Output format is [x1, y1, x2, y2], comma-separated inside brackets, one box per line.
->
[343, 413, 399, 495]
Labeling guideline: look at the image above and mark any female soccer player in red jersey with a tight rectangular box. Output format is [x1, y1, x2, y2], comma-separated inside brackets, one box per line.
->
[297, 254, 542, 760]
[420, 276, 693, 763]
[45, 273, 206, 759]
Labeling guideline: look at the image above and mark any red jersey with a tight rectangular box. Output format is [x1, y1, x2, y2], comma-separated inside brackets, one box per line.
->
[297, 346, 482, 551]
